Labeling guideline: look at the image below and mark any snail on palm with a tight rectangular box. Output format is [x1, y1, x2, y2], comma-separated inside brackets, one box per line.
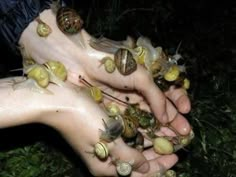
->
[99, 57, 116, 73]
[111, 158, 134, 177]
[93, 141, 109, 160]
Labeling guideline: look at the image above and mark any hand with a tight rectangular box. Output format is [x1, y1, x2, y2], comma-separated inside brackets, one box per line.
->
[17, 9, 192, 176]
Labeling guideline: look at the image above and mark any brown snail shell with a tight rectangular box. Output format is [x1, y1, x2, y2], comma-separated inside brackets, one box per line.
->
[121, 115, 139, 139]
[56, 7, 83, 34]
[114, 48, 137, 75]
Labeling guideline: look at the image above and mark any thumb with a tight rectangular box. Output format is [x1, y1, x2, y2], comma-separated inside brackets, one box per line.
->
[109, 138, 150, 174]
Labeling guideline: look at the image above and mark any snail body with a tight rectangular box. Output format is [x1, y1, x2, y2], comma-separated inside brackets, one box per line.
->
[121, 115, 139, 139]
[114, 48, 137, 75]
[56, 7, 83, 34]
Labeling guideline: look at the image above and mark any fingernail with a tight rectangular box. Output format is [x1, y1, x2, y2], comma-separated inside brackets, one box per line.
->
[137, 162, 149, 173]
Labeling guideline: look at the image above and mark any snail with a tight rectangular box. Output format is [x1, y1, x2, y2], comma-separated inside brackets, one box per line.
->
[121, 115, 139, 139]
[56, 6, 83, 34]
[112, 158, 134, 177]
[100, 117, 124, 142]
[43, 60, 67, 87]
[164, 170, 176, 177]
[163, 65, 180, 82]
[13, 64, 52, 94]
[89, 86, 103, 102]
[93, 141, 109, 160]
[114, 48, 137, 75]
[153, 137, 174, 155]
[36, 18, 52, 37]
[105, 102, 121, 117]
[99, 57, 116, 73]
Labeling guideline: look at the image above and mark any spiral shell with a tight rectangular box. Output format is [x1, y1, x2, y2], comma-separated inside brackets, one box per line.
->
[132, 46, 146, 65]
[27, 65, 49, 88]
[122, 115, 139, 139]
[153, 137, 174, 155]
[36, 21, 52, 37]
[94, 142, 109, 160]
[116, 161, 133, 176]
[44, 60, 67, 81]
[105, 102, 121, 117]
[100, 57, 116, 73]
[90, 86, 103, 102]
[56, 7, 83, 34]
[164, 65, 180, 82]
[114, 48, 137, 75]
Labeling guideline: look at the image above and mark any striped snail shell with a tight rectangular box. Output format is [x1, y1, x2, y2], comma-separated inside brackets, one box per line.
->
[94, 142, 109, 160]
[56, 7, 83, 34]
[121, 115, 139, 139]
[114, 48, 137, 75]
[116, 161, 133, 176]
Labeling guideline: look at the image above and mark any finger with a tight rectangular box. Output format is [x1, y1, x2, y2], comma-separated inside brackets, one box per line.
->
[109, 138, 150, 174]
[164, 99, 191, 135]
[131, 154, 178, 177]
[165, 86, 191, 114]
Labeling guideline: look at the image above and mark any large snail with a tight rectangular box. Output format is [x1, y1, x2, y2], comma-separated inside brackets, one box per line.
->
[114, 48, 137, 75]
[56, 6, 83, 34]
[93, 142, 109, 160]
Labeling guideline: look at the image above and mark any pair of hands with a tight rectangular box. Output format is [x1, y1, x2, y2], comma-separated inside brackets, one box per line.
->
[17, 9, 191, 177]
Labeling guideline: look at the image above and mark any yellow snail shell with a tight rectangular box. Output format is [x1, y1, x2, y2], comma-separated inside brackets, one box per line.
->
[90, 86, 103, 102]
[105, 102, 121, 117]
[114, 48, 137, 75]
[183, 78, 190, 90]
[37, 22, 52, 37]
[44, 60, 67, 81]
[165, 170, 176, 177]
[132, 46, 146, 65]
[116, 161, 133, 176]
[27, 65, 50, 88]
[153, 137, 174, 155]
[100, 57, 116, 73]
[94, 142, 109, 160]
[164, 65, 180, 82]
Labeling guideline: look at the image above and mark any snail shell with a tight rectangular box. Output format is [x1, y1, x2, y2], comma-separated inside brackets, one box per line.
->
[44, 60, 67, 81]
[153, 137, 174, 155]
[89, 86, 103, 102]
[183, 78, 190, 90]
[132, 46, 146, 65]
[94, 142, 109, 160]
[116, 161, 133, 176]
[56, 7, 83, 34]
[36, 21, 52, 37]
[27, 65, 49, 88]
[164, 170, 176, 177]
[164, 65, 180, 82]
[100, 57, 116, 73]
[121, 115, 139, 139]
[105, 102, 121, 117]
[114, 48, 137, 75]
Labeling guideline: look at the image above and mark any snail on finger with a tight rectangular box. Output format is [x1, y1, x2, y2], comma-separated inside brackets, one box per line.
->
[111, 158, 134, 177]
[93, 141, 109, 160]
[114, 48, 137, 75]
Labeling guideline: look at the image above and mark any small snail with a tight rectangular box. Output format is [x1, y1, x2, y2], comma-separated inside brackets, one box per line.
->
[153, 137, 174, 155]
[105, 102, 121, 117]
[183, 78, 190, 90]
[43, 60, 67, 87]
[100, 117, 124, 142]
[164, 170, 176, 177]
[89, 86, 103, 102]
[56, 7, 83, 34]
[36, 18, 52, 37]
[112, 158, 134, 177]
[94, 142, 109, 160]
[131, 46, 146, 65]
[114, 48, 137, 76]
[164, 65, 180, 82]
[100, 57, 116, 73]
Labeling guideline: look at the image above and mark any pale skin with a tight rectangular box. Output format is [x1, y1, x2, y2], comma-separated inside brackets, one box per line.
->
[0, 9, 191, 177]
